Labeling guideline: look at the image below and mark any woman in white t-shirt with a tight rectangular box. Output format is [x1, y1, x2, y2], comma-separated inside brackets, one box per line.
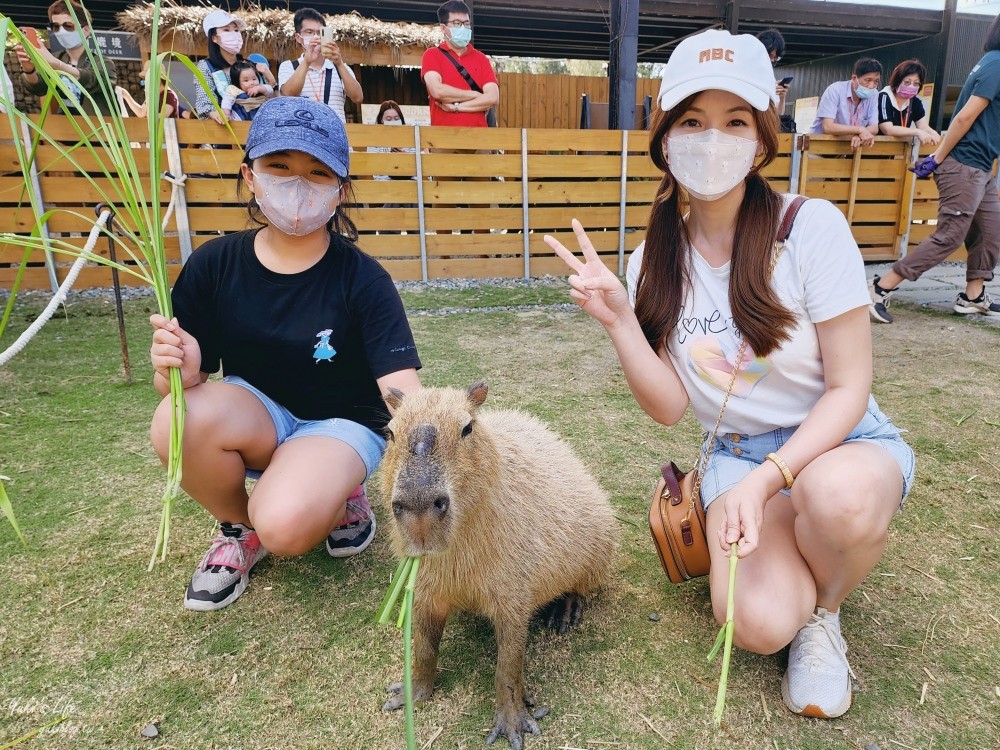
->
[546, 30, 914, 721]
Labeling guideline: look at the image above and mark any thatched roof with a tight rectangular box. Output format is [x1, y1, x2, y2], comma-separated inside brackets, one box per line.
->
[117, 2, 443, 61]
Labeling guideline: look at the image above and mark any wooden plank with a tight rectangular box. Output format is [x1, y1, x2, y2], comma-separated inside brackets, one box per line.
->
[803, 158, 907, 180]
[528, 129, 622, 151]
[421, 153, 523, 178]
[36, 176, 172, 204]
[346, 124, 419, 149]
[187, 207, 257, 231]
[625, 154, 660, 178]
[180, 148, 245, 174]
[355, 233, 421, 257]
[424, 232, 525, 255]
[350, 151, 418, 179]
[376, 259, 424, 281]
[174, 119, 249, 146]
[425, 257, 526, 279]
[29, 144, 158, 175]
[27, 114, 156, 142]
[422, 181, 523, 204]
[423, 207, 522, 231]
[527, 181, 622, 204]
[353, 207, 422, 231]
[528, 154, 622, 178]
[420, 127, 523, 151]
[352, 180, 421, 203]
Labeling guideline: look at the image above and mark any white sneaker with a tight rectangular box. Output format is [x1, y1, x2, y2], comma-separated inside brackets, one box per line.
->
[781, 608, 856, 718]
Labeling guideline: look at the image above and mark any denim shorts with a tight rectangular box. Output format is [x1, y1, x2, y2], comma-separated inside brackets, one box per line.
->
[224, 375, 387, 481]
[699, 395, 915, 510]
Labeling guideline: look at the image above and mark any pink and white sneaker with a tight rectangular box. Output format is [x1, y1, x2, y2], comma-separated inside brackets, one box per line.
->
[184, 522, 268, 612]
[325, 486, 376, 558]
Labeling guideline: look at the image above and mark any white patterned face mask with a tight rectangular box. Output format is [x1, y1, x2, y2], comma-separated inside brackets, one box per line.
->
[251, 170, 340, 236]
[666, 129, 758, 201]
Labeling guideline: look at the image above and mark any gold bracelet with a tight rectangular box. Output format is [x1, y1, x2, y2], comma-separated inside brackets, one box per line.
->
[765, 452, 794, 489]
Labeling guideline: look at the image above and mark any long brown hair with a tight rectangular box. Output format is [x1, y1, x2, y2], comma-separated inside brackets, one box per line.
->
[634, 93, 796, 359]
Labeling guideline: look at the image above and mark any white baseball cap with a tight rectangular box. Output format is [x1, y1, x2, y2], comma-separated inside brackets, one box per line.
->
[202, 9, 247, 37]
[657, 29, 778, 112]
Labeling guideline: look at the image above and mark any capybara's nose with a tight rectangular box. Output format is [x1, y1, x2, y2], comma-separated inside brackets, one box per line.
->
[432, 495, 449, 516]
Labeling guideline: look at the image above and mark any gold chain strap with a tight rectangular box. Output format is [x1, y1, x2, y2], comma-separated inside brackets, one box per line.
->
[683, 238, 787, 523]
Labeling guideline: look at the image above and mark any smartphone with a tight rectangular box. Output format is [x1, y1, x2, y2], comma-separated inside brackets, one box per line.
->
[20, 27, 41, 48]
[779, 76, 794, 87]
[321, 26, 336, 44]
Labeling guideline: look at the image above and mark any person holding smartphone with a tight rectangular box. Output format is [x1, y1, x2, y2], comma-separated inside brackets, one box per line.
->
[15, 0, 118, 116]
[278, 7, 363, 124]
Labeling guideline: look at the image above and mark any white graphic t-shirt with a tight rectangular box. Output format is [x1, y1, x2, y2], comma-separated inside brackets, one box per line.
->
[626, 194, 870, 435]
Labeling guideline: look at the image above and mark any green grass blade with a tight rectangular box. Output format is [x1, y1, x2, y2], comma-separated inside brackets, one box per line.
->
[0, 476, 27, 547]
[0, 715, 68, 750]
[712, 547, 739, 726]
[377, 557, 414, 624]
[403, 584, 417, 750]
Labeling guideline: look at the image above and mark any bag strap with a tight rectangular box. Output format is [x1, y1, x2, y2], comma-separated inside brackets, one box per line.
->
[291, 59, 339, 105]
[438, 47, 484, 93]
[777, 195, 808, 243]
[682, 195, 808, 523]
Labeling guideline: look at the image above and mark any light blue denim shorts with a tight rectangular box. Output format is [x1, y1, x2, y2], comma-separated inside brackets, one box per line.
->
[699, 395, 915, 510]
[224, 375, 387, 481]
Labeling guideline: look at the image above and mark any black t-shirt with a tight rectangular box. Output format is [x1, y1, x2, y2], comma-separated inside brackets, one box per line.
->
[877, 90, 925, 127]
[171, 229, 421, 429]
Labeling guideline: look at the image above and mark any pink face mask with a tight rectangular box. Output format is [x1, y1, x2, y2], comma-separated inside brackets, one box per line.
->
[217, 30, 244, 55]
[251, 170, 340, 236]
[896, 85, 919, 100]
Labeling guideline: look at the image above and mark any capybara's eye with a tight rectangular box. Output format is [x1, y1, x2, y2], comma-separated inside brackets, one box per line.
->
[461, 421, 473, 438]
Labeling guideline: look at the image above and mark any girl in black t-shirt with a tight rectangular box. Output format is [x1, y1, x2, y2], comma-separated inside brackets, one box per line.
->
[877, 59, 941, 146]
[149, 97, 422, 612]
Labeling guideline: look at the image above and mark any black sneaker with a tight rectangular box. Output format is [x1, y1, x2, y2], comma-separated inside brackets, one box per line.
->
[868, 275, 894, 324]
[953, 289, 1000, 316]
[184, 522, 268, 612]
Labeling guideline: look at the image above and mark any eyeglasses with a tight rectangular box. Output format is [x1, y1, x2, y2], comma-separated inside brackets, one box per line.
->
[49, 21, 77, 32]
[298, 28, 323, 37]
[446, 21, 472, 29]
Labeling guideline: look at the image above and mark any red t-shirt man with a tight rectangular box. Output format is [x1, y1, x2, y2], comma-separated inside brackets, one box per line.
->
[421, 2, 499, 127]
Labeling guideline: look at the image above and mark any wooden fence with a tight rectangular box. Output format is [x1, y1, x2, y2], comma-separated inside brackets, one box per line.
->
[0, 117, 967, 291]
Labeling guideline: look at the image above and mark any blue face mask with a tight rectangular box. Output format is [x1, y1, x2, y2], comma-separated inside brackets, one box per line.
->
[855, 83, 877, 100]
[449, 26, 472, 48]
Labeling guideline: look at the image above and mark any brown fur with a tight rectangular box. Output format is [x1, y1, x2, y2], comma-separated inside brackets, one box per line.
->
[380, 382, 616, 750]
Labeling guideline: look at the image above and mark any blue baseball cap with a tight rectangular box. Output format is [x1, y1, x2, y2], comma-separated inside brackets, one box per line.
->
[245, 98, 350, 178]
[247, 53, 269, 66]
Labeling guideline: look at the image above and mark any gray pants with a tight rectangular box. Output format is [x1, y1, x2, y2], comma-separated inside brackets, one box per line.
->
[893, 156, 1000, 283]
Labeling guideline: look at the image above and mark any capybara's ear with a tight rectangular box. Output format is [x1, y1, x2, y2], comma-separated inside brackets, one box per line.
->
[467, 381, 488, 409]
[384, 387, 406, 410]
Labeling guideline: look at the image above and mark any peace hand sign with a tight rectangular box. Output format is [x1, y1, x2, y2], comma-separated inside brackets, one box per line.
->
[544, 219, 632, 329]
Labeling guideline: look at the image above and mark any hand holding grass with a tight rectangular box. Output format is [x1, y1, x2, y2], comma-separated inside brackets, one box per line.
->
[149, 315, 203, 391]
[708, 544, 739, 725]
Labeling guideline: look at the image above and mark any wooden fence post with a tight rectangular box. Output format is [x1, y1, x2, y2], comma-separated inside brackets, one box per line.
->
[413, 124, 428, 282]
[618, 129, 628, 276]
[896, 135, 919, 259]
[521, 127, 530, 279]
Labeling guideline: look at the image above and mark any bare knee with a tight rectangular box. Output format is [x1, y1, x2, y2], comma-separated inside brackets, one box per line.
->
[713, 590, 811, 655]
[795, 474, 889, 548]
[251, 504, 329, 557]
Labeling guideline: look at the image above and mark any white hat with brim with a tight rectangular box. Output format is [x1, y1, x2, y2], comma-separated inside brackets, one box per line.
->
[657, 29, 778, 113]
[203, 9, 247, 37]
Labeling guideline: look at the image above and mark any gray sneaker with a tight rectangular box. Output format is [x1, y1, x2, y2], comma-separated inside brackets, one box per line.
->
[781, 608, 856, 719]
[184, 522, 268, 612]
[953, 289, 1000, 316]
[868, 276, 894, 324]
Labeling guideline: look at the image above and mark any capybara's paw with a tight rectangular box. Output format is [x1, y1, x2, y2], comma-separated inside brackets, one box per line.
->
[485, 703, 541, 750]
[544, 593, 583, 635]
[383, 681, 433, 712]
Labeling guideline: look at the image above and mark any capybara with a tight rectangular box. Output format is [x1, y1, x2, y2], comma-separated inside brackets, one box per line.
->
[379, 382, 616, 750]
